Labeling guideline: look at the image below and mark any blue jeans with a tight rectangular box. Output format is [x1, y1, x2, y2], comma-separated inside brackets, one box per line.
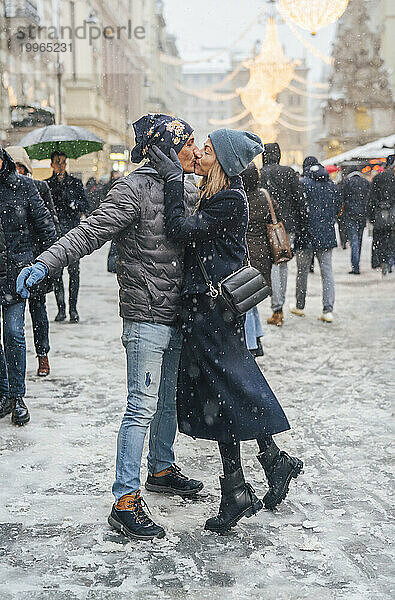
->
[244, 306, 264, 350]
[112, 320, 182, 500]
[0, 301, 27, 398]
[347, 220, 365, 273]
[28, 294, 50, 356]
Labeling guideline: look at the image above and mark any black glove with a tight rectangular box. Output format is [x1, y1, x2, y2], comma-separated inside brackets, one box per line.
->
[148, 146, 183, 182]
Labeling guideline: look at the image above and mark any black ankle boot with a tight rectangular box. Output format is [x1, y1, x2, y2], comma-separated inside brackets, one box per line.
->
[257, 442, 303, 510]
[55, 307, 66, 322]
[205, 468, 263, 534]
[69, 307, 79, 323]
[0, 395, 13, 419]
[11, 397, 30, 426]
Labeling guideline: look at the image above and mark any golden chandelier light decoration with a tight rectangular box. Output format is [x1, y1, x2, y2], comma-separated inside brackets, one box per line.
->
[238, 18, 295, 127]
[277, 0, 350, 36]
[243, 18, 295, 96]
[238, 82, 282, 125]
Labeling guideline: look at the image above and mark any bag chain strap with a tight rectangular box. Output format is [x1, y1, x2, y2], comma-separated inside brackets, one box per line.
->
[196, 253, 219, 298]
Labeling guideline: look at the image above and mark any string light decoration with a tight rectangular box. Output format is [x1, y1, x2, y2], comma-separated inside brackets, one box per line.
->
[278, 0, 349, 36]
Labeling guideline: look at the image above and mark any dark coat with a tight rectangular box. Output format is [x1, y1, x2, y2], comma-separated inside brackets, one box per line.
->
[163, 177, 290, 443]
[368, 169, 395, 268]
[34, 179, 61, 238]
[37, 166, 199, 324]
[295, 164, 341, 251]
[241, 162, 280, 290]
[45, 172, 89, 234]
[0, 151, 58, 305]
[260, 143, 304, 234]
[31, 179, 60, 295]
[341, 172, 370, 223]
[166, 177, 248, 296]
[85, 177, 104, 214]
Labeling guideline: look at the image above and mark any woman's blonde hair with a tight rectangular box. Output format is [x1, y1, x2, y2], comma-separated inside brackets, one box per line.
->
[195, 159, 230, 212]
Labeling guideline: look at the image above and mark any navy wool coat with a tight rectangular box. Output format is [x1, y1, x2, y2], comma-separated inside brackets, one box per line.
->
[164, 177, 290, 443]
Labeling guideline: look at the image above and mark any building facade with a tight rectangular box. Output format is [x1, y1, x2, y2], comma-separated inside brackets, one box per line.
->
[0, 0, 182, 181]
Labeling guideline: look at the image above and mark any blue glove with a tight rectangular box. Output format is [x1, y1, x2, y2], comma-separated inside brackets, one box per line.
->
[148, 146, 183, 182]
[16, 262, 48, 299]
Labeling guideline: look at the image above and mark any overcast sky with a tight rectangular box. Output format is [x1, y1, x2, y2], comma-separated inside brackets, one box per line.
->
[162, 0, 336, 81]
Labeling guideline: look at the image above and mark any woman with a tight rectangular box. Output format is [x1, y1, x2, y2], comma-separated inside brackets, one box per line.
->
[149, 129, 303, 534]
[241, 162, 281, 357]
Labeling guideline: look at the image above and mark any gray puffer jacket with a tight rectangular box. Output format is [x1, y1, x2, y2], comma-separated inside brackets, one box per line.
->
[37, 165, 198, 324]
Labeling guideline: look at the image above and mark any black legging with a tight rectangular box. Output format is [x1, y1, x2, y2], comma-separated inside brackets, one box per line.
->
[218, 435, 274, 476]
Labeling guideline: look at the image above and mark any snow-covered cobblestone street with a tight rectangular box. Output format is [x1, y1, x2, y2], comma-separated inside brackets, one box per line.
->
[0, 236, 393, 600]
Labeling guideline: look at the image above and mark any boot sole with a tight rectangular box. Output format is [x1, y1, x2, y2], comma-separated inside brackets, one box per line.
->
[145, 481, 204, 497]
[107, 514, 166, 541]
[12, 414, 30, 426]
[263, 459, 303, 510]
[0, 409, 12, 419]
[37, 372, 50, 377]
[205, 499, 263, 534]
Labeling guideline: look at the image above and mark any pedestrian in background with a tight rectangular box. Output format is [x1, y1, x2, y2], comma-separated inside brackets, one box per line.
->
[340, 166, 370, 274]
[6, 146, 60, 377]
[291, 162, 342, 323]
[45, 151, 89, 323]
[260, 143, 304, 327]
[0, 147, 57, 425]
[241, 162, 280, 356]
[85, 176, 103, 214]
[368, 154, 395, 276]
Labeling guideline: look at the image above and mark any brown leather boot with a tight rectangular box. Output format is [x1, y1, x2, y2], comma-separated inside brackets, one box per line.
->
[37, 355, 50, 377]
[267, 311, 283, 327]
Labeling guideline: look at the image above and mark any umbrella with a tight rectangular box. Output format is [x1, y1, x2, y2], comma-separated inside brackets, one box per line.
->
[18, 125, 104, 160]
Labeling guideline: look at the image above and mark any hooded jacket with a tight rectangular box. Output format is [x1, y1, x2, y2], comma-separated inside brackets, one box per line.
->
[340, 171, 370, 221]
[297, 164, 342, 250]
[260, 143, 305, 234]
[37, 165, 199, 324]
[0, 150, 57, 304]
[368, 167, 395, 229]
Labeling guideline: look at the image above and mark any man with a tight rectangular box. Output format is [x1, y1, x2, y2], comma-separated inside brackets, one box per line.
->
[17, 114, 204, 540]
[260, 143, 305, 327]
[291, 162, 342, 323]
[340, 166, 370, 275]
[6, 146, 60, 377]
[368, 154, 395, 275]
[46, 151, 89, 323]
[0, 147, 57, 425]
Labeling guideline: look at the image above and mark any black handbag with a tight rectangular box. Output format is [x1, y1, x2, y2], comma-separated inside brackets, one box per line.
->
[196, 251, 270, 317]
